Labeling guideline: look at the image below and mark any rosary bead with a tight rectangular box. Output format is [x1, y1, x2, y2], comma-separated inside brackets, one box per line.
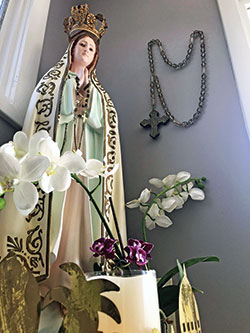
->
[169, 114, 175, 121]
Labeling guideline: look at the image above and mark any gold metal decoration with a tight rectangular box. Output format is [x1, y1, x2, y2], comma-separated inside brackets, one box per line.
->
[64, 4, 108, 40]
[43, 263, 121, 332]
[179, 266, 202, 333]
[0, 253, 40, 332]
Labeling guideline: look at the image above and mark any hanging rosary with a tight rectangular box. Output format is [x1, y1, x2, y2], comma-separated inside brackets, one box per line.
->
[140, 30, 207, 138]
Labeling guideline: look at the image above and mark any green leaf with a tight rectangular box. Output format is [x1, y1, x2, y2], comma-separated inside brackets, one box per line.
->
[0, 198, 6, 210]
[176, 259, 183, 281]
[158, 285, 179, 317]
[157, 256, 220, 289]
[192, 286, 204, 294]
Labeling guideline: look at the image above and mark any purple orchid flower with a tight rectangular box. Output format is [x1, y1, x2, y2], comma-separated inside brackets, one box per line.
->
[124, 238, 154, 267]
[90, 237, 117, 260]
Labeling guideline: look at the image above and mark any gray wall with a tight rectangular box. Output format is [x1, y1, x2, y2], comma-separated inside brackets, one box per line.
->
[39, 0, 250, 331]
[0, 111, 21, 144]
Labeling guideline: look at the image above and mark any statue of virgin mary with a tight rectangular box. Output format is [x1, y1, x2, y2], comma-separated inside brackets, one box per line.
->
[0, 4, 127, 286]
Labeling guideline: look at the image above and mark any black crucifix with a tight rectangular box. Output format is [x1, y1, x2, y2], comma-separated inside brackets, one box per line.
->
[140, 110, 169, 138]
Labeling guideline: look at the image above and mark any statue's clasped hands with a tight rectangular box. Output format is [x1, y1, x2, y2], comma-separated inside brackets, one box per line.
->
[78, 67, 89, 89]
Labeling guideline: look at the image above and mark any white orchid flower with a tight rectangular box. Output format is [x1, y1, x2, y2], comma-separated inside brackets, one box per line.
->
[162, 174, 177, 187]
[156, 210, 173, 228]
[149, 174, 177, 189]
[161, 197, 177, 213]
[162, 180, 204, 212]
[149, 172, 190, 190]
[145, 203, 172, 230]
[38, 137, 86, 193]
[161, 172, 190, 200]
[176, 171, 191, 182]
[182, 182, 205, 200]
[126, 188, 151, 209]
[0, 130, 51, 162]
[149, 178, 164, 189]
[80, 158, 119, 179]
[182, 182, 194, 192]
[0, 151, 50, 215]
[165, 188, 176, 197]
[189, 188, 205, 200]
[164, 189, 188, 210]
[171, 194, 186, 209]
[145, 203, 159, 230]
[0, 131, 29, 160]
[28, 130, 50, 156]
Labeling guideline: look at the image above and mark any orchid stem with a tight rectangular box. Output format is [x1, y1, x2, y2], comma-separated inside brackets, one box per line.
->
[71, 173, 123, 260]
[109, 197, 126, 259]
[90, 176, 102, 195]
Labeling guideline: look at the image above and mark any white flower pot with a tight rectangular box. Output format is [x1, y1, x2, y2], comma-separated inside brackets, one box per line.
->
[86, 270, 161, 333]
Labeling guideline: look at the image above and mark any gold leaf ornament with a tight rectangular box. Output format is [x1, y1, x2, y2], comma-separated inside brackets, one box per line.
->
[0, 253, 40, 332]
[43, 262, 121, 333]
[179, 265, 202, 333]
[86, 13, 97, 27]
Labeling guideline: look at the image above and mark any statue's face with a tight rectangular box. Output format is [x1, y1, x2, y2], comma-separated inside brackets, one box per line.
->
[72, 35, 96, 67]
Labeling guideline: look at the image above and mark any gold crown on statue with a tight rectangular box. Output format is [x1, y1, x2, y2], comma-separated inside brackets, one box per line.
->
[64, 4, 108, 40]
